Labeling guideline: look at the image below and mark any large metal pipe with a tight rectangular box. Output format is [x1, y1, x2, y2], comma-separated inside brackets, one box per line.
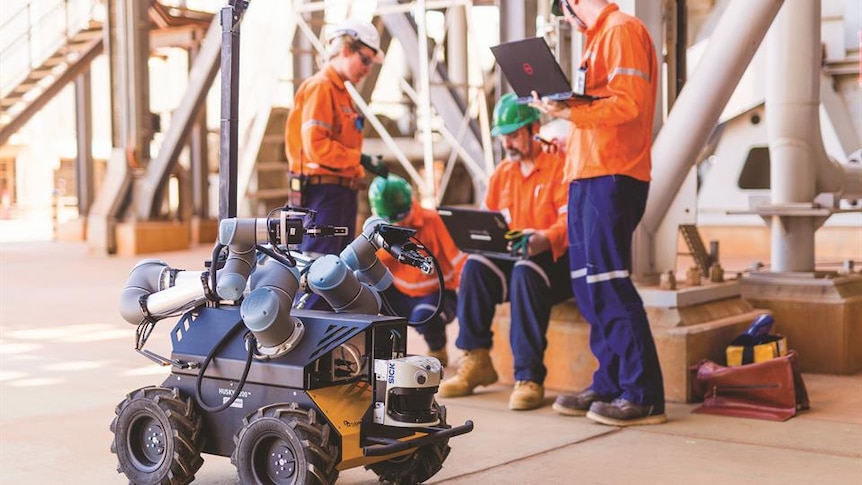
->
[769, 0, 834, 203]
[767, 0, 819, 272]
[765, 0, 855, 272]
[642, 0, 786, 236]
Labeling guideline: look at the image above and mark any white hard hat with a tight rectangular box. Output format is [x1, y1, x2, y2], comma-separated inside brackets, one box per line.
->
[328, 18, 384, 63]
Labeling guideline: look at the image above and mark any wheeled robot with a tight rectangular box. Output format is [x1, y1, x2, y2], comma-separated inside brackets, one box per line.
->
[110, 209, 473, 484]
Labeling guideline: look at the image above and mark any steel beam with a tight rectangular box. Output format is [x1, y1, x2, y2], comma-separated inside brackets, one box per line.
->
[87, 0, 150, 254]
[136, 16, 222, 219]
[378, 7, 487, 198]
[74, 72, 94, 216]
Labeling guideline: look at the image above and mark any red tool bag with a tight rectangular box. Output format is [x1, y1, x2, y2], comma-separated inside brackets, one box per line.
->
[691, 350, 810, 421]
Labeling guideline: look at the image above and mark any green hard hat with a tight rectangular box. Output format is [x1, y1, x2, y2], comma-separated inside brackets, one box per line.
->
[491, 93, 541, 137]
[368, 175, 412, 222]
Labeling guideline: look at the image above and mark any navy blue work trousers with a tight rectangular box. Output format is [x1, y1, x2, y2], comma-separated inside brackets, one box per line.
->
[567, 175, 665, 407]
[456, 251, 572, 384]
[299, 183, 357, 255]
[297, 183, 358, 310]
[384, 288, 457, 351]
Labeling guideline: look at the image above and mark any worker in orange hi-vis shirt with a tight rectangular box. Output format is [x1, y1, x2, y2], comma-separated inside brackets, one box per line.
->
[533, 0, 666, 427]
[438, 94, 572, 412]
[368, 175, 466, 367]
[285, 18, 389, 258]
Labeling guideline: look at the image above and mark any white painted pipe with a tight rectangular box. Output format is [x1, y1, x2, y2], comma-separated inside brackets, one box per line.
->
[642, 0, 786, 236]
[767, 0, 825, 272]
[768, 0, 830, 203]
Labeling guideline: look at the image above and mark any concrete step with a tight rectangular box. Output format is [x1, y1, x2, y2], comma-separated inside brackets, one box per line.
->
[115, 221, 190, 255]
[742, 272, 862, 374]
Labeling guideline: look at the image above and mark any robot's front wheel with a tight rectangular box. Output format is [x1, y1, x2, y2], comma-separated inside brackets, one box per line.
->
[232, 403, 339, 485]
[366, 403, 452, 484]
[110, 386, 204, 485]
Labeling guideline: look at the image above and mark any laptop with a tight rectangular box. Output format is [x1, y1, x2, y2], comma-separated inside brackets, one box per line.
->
[490, 36, 601, 104]
[437, 207, 523, 261]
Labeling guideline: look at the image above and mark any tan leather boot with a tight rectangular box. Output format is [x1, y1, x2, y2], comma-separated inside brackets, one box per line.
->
[508, 381, 544, 410]
[438, 348, 498, 398]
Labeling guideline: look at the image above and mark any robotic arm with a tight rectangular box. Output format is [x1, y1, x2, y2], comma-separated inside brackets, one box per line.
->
[119, 259, 209, 326]
[374, 224, 434, 275]
[119, 210, 439, 358]
[309, 217, 434, 314]
[340, 217, 395, 291]
[359, 217, 434, 274]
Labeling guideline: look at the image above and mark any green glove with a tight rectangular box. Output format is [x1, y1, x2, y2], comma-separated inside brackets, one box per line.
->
[360, 153, 389, 178]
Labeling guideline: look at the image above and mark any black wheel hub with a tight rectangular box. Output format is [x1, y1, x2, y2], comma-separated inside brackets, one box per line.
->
[255, 435, 297, 484]
[128, 415, 166, 472]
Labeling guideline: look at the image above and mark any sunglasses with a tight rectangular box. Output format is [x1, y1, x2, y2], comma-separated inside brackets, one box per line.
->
[552, 0, 576, 17]
[357, 50, 373, 66]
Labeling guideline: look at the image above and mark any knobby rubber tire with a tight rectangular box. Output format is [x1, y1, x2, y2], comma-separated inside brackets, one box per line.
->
[110, 386, 204, 485]
[366, 403, 452, 484]
[232, 403, 339, 485]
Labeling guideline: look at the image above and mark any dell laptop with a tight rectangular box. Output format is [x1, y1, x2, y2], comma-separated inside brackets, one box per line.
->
[490, 36, 600, 104]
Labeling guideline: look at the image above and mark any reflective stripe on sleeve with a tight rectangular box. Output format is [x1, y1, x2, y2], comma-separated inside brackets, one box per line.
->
[608, 67, 650, 83]
[302, 119, 332, 132]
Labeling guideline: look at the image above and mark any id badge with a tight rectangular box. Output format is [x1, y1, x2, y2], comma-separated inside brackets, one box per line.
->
[574, 68, 587, 96]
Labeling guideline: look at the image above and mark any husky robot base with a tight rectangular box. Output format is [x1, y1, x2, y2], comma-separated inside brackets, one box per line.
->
[110, 210, 473, 484]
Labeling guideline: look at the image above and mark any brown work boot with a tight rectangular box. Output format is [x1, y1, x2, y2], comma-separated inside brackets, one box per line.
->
[552, 389, 614, 416]
[586, 398, 667, 426]
[508, 381, 544, 411]
[427, 347, 448, 367]
[437, 348, 498, 398]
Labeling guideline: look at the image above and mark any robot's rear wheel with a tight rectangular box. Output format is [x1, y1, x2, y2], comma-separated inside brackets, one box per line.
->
[232, 403, 339, 485]
[366, 403, 452, 485]
[110, 386, 204, 485]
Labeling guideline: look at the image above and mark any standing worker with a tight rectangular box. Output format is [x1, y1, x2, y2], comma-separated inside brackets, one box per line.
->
[285, 18, 389, 257]
[368, 175, 466, 366]
[438, 94, 572, 411]
[534, 0, 666, 426]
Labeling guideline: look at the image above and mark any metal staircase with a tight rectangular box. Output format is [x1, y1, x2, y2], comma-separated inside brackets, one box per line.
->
[0, 5, 104, 147]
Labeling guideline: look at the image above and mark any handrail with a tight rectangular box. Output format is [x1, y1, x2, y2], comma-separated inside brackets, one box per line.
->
[0, 0, 101, 98]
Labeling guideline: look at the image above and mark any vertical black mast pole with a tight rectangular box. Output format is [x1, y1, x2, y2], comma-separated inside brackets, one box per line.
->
[218, 0, 248, 220]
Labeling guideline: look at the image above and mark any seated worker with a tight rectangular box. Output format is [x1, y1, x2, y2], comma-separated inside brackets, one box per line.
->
[369, 174, 466, 366]
[438, 94, 572, 410]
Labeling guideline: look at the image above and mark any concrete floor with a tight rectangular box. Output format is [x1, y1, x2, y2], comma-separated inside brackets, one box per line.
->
[1, 239, 860, 484]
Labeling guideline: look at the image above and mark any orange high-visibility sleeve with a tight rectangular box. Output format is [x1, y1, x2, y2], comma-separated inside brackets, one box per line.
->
[285, 67, 365, 178]
[564, 5, 657, 183]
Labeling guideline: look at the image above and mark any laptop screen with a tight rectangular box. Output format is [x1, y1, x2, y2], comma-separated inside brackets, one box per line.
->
[490, 37, 600, 103]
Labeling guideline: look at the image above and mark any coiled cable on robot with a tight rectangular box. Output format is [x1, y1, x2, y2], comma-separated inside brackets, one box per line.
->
[194, 322, 257, 413]
[208, 242, 227, 302]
